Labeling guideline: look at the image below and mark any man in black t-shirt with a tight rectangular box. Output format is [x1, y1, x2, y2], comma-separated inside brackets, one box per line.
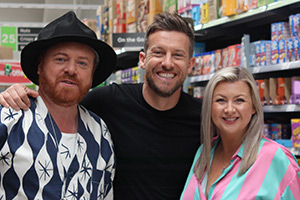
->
[0, 12, 202, 200]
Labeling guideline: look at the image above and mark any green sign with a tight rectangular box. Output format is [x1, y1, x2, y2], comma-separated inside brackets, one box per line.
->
[1, 26, 17, 51]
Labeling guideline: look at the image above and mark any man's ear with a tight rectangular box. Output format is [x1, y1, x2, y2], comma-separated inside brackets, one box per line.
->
[139, 51, 146, 70]
[187, 57, 196, 74]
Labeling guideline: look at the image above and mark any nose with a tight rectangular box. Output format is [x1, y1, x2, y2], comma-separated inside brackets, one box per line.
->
[161, 53, 173, 69]
[224, 102, 236, 113]
[64, 61, 77, 75]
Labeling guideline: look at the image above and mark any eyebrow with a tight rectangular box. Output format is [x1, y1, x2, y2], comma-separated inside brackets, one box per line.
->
[150, 46, 187, 55]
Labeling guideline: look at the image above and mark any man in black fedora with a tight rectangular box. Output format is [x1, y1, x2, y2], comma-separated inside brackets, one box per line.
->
[0, 11, 116, 199]
[0, 12, 202, 200]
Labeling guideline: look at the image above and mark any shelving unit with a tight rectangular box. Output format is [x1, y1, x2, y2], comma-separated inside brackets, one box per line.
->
[194, 0, 300, 51]
[189, 1, 300, 156]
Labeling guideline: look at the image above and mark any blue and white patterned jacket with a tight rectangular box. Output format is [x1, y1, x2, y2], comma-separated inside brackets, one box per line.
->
[0, 96, 115, 200]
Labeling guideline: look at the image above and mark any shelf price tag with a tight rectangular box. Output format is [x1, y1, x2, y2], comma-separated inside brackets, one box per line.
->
[1, 26, 17, 51]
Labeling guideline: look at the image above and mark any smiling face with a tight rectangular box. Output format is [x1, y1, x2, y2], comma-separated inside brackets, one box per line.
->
[211, 80, 256, 137]
[38, 42, 95, 107]
[139, 30, 195, 98]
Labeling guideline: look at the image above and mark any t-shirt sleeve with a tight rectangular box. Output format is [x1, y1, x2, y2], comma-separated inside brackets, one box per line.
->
[80, 84, 113, 117]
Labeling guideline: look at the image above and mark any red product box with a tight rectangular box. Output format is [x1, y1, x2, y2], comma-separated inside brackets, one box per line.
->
[214, 49, 223, 71]
[227, 44, 241, 67]
[256, 79, 265, 105]
[222, 47, 229, 68]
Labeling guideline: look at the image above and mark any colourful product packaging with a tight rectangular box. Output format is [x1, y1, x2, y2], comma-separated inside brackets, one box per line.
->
[271, 23, 277, 41]
[257, 79, 265, 105]
[236, 0, 248, 14]
[277, 22, 291, 41]
[222, 47, 229, 68]
[294, 37, 300, 60]
[291, 76, 300, 104]
[278, 39, 287, 63]
[228, 44, 241, 67]
[260, 41, 271, 66]
[201, 2, 209, 23]
[271, 40, 279, 64]
[253, 41, 261, 66]
[192, 5, 201, 26]
[289, 14, 300, 37]
[271, 123, 282, 140]
[291, 118, 300, 147]
[214, 49, 223, 71]
[222, 0, 238, 16]
[263, 123, 271, 139]
[276, 77, 286, 105]
[193, 54, 203, 76]
[208, 52, 215, 74]
[202, 53, 211, 75]
[286, 38, 295, 62]
[248, 0, 257, 10]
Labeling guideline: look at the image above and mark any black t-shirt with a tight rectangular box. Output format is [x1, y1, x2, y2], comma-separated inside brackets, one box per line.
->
[81, 83, 202, 200]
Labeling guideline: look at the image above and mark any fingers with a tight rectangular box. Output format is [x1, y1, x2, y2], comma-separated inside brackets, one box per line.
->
[0, 92, 10, 108]
[0, 84, 34, 111]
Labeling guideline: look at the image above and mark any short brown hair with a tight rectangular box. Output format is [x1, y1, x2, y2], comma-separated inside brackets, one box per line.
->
[144, 12, 195, 58]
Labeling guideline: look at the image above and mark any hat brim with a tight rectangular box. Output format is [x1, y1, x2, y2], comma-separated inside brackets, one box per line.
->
[21, 35, 116, 88]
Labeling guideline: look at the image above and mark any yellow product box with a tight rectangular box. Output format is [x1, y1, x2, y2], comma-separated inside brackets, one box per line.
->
[202, 2, 209, 24]
[222, 0, 237, 16]
[149, 0, 163, 14]
[202, 0, 218, 23]
[291, 119, 300, 148]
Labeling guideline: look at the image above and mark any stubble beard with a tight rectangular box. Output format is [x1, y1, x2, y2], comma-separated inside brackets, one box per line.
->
[145, 72, 182, 98]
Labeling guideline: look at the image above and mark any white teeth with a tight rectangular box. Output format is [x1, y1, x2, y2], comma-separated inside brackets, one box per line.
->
[158, 73, 174, 78]
[225, 118, 237, 121]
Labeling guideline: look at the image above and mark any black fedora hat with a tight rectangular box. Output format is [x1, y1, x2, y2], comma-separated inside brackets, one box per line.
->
[21, 11, 116, 88]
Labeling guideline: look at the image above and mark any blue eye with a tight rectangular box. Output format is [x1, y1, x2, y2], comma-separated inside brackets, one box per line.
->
[55, 57, 65, 62]
[174, 53, 184, 58]
[216, 98, 225, 103]
[236, 98, 245, 103]
[79, 61, 87, 66]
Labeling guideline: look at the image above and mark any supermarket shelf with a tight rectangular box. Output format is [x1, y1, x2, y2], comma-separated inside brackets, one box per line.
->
[263, 104, 300, 113]
[190, 61, 300, 84]
[194, 0, 300, 51]
[189, 74, 213, 83]
[250, 61, 300, 79]
[195, 0, 300, 32]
